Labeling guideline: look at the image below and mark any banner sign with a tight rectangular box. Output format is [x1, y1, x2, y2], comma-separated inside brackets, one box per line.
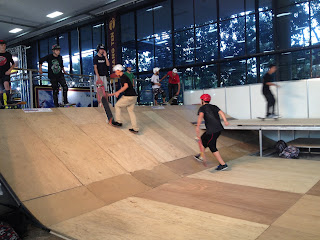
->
[107, 14, 119, 68]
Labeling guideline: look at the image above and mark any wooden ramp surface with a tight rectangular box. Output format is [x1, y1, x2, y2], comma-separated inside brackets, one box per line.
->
[1, 106, 320, 240]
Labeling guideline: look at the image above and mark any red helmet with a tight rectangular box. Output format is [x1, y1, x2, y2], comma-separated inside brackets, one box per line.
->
[200, 94, 211, 102]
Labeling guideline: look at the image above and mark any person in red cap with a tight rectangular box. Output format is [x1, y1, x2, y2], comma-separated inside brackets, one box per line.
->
[160, 68, 180, 104]
[0, 40, 15, 106]
[195, 94, 230, 171]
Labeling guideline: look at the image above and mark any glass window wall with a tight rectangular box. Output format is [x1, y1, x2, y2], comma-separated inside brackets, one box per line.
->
[80, 26, 94, 75]
[195, 24, 218, 63]
[70, 29, 80, 75]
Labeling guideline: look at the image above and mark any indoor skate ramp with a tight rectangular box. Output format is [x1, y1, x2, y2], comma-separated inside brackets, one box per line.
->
[2, 106, 319, 239]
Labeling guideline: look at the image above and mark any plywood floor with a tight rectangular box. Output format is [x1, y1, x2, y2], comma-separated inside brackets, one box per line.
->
[1, 106, 320, 240]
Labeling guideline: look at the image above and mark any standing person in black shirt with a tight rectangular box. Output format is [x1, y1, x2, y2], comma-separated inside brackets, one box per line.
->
[0, 40, 15, 106]
[110, 64, 139, 134]
[262, 64, 279, 118]
[93, 44, 110, 93]
[195, 94, 230, 171]
[39, 44, 68, 107]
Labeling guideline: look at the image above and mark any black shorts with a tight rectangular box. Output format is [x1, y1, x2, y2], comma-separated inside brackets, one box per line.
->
[152, 88, 165, 99]
[0, 75, 10, 90]
[201, 131, 221, 153]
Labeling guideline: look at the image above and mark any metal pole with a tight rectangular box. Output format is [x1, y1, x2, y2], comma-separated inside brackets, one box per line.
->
[259, 129, 263, 157]
[306, 79, 310, 118]
[249, 85, 252, 119]
[89, 77, 93, 108]
[224, 87, 227, 114]
[29, 70, 33, 108]
[276, 84, 280, 116]
[113, 79, 117, 105]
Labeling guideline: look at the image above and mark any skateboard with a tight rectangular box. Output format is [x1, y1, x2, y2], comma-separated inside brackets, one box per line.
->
[258, 116, 280, 121]
[96, 79, 114, 123]
[59, 103, 76, 107]
[195, 137, 207, 167]
[2, 101, 27, 109]
[168, 96, 178, 105]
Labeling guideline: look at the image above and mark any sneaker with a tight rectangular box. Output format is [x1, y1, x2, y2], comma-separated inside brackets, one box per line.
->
[106, 119, 118, 127]
[129, 128, 139, 134]
[194, 154, 204, 163]
[112, 121, 122, 127]
[215, 164, 228, 171]
[271, 114, 279, 119]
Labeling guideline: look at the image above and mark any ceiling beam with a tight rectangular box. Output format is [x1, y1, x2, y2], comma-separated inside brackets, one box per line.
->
[0, 19, 36, 28]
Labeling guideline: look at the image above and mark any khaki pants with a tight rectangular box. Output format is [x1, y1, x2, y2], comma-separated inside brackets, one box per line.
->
[115, 96, 138, 131]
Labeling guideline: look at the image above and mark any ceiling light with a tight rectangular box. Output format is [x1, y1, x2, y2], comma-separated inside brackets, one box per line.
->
[146, 6, 163, 12]
[9, 28, 23, 33]
[276, 12, 292, 18]
[46, 11, 63, 18]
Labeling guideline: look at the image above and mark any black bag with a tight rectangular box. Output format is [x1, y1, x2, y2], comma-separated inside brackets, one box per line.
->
[275, 140, 287, 153]
[0, 221, 21, 240]
[279, 146, 300, 159]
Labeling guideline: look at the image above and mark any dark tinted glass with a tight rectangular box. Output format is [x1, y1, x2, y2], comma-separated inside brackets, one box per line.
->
[219, 0, 244, 20]
[173, 0, 194, 30]
[121, 12, 135, 43]
[195, 0, 217, 25]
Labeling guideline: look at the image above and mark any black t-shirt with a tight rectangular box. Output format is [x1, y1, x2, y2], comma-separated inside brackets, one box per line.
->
[0, 52, 14, 76]
[262, 72, 273, 93]
[93, 55, 109, 76]
[39, 54, 64, 79]
[198, 104, 224, 134]
[120, 74, 137, 96]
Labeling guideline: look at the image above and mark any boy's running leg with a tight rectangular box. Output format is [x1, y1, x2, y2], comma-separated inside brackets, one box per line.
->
[126, 96, 139, 131]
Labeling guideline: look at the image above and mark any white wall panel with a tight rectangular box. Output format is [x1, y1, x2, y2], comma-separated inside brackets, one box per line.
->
[225, 86, 251, 119]
[307, 78, 320, 118]
[204, 88, 226, 112]
[184, 78, 319, 121]
[277, 80, 308, 118]
[183, 89, 203, 105]
[250, 83, 268, 119]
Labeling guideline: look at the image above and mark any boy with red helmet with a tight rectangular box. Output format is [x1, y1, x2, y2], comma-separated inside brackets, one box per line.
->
[195, 94, 230, 171]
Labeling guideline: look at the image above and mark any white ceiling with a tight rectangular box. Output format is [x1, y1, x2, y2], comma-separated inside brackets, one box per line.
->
[0, 0, 144, 45]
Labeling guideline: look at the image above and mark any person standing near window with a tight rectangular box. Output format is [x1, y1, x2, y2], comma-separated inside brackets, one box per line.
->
[160, 68, 180, 104]
[93, 44, 110, 93]
[0, 40, 15, 106]
[39, 44, 68, 107]
[124, 63, 135, 87]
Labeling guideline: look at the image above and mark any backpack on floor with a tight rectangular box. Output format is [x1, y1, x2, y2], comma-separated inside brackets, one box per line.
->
[0, 221, 21, 240]
[279, 145, 300, 159]
[275, 140, 287, 153]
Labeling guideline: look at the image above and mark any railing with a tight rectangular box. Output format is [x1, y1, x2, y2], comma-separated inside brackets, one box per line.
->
[10, 68, 113, 108]
[9, 68, 184, 108]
